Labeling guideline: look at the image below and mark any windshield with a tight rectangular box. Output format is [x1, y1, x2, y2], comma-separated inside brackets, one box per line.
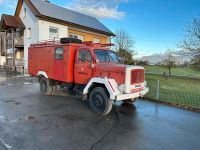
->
[94, 50, 119, 63]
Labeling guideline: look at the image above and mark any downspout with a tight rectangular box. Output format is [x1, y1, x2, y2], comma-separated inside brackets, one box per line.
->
[109, 36, 115, 52]
[110, 36, 115, 44]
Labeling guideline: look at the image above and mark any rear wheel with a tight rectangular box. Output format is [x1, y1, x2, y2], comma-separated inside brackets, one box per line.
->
[40, 77, 53, 95]
[89, 87, 112, 115]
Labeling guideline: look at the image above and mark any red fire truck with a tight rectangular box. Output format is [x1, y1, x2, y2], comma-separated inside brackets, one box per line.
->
[28, 38, 149, 115]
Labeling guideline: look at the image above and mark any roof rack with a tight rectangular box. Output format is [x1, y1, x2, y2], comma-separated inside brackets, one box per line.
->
[101, 43, 115, 47]
[30, 39, 115, 47]
[30, 39, 60, 47]
[82, 41, 114, 47]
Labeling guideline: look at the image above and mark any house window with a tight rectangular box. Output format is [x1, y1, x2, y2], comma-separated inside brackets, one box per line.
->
[55, 47, 64, 60]
[49, 26, 59, 39]
[93, 38, 101, 43]
[27, 28, 31, 39]
[23, 7, 27, 18]
[69, 33, 84, 41]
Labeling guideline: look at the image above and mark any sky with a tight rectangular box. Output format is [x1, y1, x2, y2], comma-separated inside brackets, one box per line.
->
[0, 0, 200, 57]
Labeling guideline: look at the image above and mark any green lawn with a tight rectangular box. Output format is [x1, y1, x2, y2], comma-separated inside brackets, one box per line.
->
[145, 74, 200, 109]
[143, 65, 200, 77]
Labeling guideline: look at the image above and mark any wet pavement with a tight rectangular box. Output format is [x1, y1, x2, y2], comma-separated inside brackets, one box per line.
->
[0, 69, 200, 150]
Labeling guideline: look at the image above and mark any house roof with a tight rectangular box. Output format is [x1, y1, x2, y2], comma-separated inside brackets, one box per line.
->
[0, 14, 25, 31]
[15, 0, 115, 36]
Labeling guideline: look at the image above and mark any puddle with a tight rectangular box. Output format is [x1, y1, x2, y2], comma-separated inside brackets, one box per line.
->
[24, 82, 32, 85]
[0, 114, 9, 122]
[15, 102, 21, 105]
[5, 100, 16, 103]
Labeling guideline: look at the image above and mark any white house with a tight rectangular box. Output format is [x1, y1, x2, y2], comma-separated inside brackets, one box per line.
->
[0, 0, 115, 73]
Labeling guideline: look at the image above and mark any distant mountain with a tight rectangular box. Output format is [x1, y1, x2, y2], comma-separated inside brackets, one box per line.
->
[137, 50, 193, 65]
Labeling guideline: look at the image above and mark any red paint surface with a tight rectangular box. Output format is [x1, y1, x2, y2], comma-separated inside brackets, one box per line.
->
[28, 42, 144, 87]
[74, 49, 93, 84]
[28, 44, 78, 82]
[93, 63, 126, 85]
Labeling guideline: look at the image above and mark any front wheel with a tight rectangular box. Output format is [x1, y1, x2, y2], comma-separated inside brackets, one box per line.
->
[89, 87, 112, 115]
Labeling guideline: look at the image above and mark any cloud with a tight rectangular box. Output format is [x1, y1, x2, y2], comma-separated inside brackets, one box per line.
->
[66, 0, 130, 19]
[0, 0, 17, 10]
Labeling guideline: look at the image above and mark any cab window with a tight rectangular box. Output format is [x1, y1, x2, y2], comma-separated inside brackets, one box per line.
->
[108, 51, 119, 63]
[94, 50, 119, 63]
[94, 50, 109, 62]
[55, 47, 64, 59]
[78, 50, 92, 62]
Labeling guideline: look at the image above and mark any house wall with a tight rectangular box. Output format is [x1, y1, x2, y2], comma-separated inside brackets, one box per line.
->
[20, 2, 39, 71]
[19, 1, 111, 73]
[20, 3, 68, 72]
[38, 20, 68, 41]
[68, 28, 110, 44]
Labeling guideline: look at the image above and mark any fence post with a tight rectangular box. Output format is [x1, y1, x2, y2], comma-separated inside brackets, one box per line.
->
[156, 80, 160, 100]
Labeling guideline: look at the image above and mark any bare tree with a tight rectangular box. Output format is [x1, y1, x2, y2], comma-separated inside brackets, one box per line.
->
[180, 16, 200, 70]
[113, 28, 135, 62]
[161, 50, 176, 76]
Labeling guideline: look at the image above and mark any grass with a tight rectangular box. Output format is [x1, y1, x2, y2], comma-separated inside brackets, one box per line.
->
[143, 65, 200, 77]
[145, 74, 200, 109]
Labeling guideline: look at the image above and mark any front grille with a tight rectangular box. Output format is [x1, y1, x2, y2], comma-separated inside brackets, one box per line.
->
[131, 69, 144, 84]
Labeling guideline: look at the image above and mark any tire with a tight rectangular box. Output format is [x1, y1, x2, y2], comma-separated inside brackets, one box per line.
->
[40, 77, 53, 95]
[89, 87, 112, 115]
[123, 99, 136, 105]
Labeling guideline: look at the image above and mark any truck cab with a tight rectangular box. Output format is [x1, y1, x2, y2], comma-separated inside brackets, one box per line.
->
[28, 38, 149, 115]
[74, 43, 119, 84]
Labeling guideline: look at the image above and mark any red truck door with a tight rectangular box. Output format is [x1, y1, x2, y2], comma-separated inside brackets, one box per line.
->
[54, 47, 65, 81]
[74, 49, 93, 84]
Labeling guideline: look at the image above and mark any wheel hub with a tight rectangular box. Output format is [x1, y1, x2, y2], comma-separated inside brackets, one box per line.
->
[93, 94, 104, 108]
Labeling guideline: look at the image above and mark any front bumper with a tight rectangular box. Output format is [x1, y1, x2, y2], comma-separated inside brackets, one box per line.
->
[115, 87, 149, 101]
